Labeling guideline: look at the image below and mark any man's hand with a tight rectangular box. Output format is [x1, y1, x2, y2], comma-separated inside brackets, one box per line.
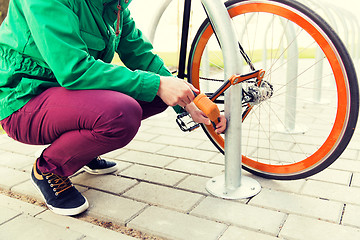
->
[157, 76, 199, 108]
[185, 102, 227, 134]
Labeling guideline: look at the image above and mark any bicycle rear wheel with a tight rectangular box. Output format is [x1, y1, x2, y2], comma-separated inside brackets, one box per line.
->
[188, 0, 359, 179]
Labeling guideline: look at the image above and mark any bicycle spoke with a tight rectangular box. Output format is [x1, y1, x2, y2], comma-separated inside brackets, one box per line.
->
[189, 0, 358, 179]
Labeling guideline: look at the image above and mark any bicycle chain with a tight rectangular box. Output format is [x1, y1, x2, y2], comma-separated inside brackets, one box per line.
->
[199, 76, 224, 82]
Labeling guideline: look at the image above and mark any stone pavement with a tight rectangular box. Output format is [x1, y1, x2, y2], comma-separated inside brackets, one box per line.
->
[1, 108, 360, 240]
[0, 193, 136, 240]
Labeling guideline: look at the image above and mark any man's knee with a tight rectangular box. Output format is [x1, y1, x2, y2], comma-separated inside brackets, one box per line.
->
[94, 95, 142, 146]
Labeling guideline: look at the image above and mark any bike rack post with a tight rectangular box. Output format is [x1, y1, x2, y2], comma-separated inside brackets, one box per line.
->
[300, 0, 360, 101]
[261, 17, 305, 133]
[281, 20, 302, 133]
[147, 0, 173, 44]
[201, 0, 261, 199]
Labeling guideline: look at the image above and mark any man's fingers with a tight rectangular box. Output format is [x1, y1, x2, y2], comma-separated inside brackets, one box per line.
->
[185, 82, 200, 94]
[215, 116, 227, 134]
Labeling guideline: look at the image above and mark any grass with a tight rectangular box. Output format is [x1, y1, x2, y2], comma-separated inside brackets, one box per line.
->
[133, 48, 317, 69]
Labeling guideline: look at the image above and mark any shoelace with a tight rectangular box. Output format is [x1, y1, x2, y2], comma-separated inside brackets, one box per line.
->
[43, 172, 73, 196]
[97, 157, 106, 165]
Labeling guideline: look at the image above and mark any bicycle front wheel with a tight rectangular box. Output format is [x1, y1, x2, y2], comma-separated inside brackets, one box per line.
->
[188, 0, 359, 180]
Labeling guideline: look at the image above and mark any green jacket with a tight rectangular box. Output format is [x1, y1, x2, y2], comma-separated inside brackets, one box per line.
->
[0, 0, 175, 120]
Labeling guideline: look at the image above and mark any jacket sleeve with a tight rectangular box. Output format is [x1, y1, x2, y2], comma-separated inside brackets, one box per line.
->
[117, 8, 184, 114]
[21, 0, 160, 102]
[117, 8, 173, 77]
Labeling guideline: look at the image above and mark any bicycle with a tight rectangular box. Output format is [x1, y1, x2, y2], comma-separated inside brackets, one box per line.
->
[165, 0, 359, 180]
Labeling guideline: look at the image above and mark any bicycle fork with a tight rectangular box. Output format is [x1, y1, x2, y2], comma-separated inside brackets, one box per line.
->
[176, 69, 271, 132]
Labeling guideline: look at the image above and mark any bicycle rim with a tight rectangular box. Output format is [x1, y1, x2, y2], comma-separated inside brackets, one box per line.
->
[188, 0, 358, 179]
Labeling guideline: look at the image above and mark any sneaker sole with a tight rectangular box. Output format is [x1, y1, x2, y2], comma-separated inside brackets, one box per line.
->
[30, 175, 89, 216]
[82, 165, 118, 175]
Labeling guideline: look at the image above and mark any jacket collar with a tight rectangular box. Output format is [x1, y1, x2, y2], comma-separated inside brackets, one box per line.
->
[101, 0, 132, 9]
[92, 0, 132, 11]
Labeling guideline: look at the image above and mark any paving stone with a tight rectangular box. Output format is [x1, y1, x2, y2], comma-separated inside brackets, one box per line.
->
[191, 197, 285, 235]
[184, 129, 208, 140]
[133, 131, 158, 142]
[0, 214, 84, 240]
[82, 236, 98, 240]
[250, 188, 343, 222]
[112, 160, 134, 172]
[0, 192, 46, 216]
[301, 180, 360, 205]
[249, 148, 305, 164]
[101, 148, 127, 159]
[0, 152, 34, 169]
[152, 135, 204, 148]
[119, 164, 187, 186]
[123, 182, 203, 212]
[37, 211, 137, 240]
[73, 185, 89, 193]
[71, 173, 138, 194]
[83, 189, 147, 225]
[219, 226, 279, 240]
[0, 166, 29, 190]
[0, 134, 13, 144]
[20, 162, 33, 173]
[0, 206, 20, 225]
[142, 116, 178, 129]
[137, 122, 152, 131]
[11, 180, 43, 202]
[158, 145, 218, 162]
[128, 206, 226, 240]
[347, 139, 360, 151]
[196, 141, 221, 152]
[33, 146, 48, 158]
[115, 150, 176, 167]
[166, 159, 223, 177]
[243, 138, 296, 152]
[144, 126, 188, 138]
[123, 140, 166, 153]
[337, 148, 358, 160]
[280, 214, 360, 240]
[342, 204, 360, 228]
[308, 168, 352, 185]
[242, 171, 306, 193]
[208, 152, 226, 165]
[0, 141, 45, 156]
[330, 159, 360, 172]
[176, 175, 211, 195]
[351, 173, 360, 187]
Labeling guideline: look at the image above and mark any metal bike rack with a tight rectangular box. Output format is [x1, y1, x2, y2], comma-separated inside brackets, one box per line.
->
[144, 0, 360, 197]
[261, 17, 308, 133]
[201, 0, 261, 199]
[147, 0, 261, 199]
[147, 0, 173, 44]
[300, 0, 360, 101]
[142, 1, 358, 197]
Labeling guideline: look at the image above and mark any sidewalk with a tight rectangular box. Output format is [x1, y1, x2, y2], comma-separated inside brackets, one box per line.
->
[1, 108, 360, 240]
[0, 193, 137, 240]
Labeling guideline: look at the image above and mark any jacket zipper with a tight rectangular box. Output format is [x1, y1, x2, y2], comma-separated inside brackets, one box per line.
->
[115, 0, 121, 36]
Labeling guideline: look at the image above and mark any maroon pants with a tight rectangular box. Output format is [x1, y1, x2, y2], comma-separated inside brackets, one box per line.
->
[1, 87, 167, 176]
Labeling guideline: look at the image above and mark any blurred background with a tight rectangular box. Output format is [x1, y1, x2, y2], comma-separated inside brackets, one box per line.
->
[127, 0, 360, 69]
[0, 0, 359, 69]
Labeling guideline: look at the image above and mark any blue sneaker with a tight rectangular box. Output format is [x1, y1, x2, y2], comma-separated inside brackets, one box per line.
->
[31, 160, 89, 216]
[82, 157, 118, 175]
